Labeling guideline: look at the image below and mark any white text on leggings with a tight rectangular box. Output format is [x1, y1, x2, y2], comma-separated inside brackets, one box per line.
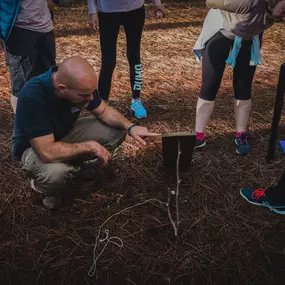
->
[133, 64, 142, 91]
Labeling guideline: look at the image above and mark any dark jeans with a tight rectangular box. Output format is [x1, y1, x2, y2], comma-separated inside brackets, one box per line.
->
[200, 31, 261, 101]
[98, 5, 145, 101]
[4, 27, 56, 98]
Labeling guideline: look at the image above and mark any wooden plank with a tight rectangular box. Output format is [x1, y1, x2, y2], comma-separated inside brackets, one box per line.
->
[162, 131, 196, 172]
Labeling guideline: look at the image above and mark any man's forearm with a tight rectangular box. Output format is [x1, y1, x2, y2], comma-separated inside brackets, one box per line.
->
[97, 105, 131, 131]
[38, 141, 92, 163]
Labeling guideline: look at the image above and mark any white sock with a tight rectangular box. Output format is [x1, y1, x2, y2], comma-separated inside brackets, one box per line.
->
[195, 98, 215, 133]
[234, 99, 251, 133]
[11, 95, 18, 114]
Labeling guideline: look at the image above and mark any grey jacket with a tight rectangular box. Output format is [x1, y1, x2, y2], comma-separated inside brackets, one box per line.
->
[206, 0, 274, 38]
[88, 0, 161, 14]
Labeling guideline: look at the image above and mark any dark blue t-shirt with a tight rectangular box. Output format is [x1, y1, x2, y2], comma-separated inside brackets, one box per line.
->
[12, 67, 102, 160]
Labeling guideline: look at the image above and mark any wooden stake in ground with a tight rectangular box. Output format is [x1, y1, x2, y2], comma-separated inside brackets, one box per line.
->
[88, 198, 168, 277]
[88, 134, 195, 277]
[267, 63, 285, 161]
[167, 140, 182, 237]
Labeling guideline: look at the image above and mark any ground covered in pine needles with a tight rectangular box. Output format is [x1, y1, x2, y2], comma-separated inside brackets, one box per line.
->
[1, 2, 285, 285]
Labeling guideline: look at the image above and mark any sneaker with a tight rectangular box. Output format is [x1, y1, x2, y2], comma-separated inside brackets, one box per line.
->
[235, 133, 251, 155]
[84, 157, 99, 166]
[194, 138, 206, 150]
[271, 208, 285, 215]
[42, 195, 63, 210]
[240, 187, 285, 214]
[31, 179, 62, 210]
[130, 98, 147, 119]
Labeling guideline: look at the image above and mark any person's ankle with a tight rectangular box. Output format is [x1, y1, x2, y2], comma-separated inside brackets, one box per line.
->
[196, 132, 205, 140]
[236, 131, 246, 137]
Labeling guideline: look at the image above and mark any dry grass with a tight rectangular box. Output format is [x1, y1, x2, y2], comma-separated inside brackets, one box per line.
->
[1, 2, 285, 285]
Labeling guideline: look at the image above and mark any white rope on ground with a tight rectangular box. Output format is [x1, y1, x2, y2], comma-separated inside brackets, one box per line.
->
[88, 198, 168, 277]
[88, 140, 182, 277]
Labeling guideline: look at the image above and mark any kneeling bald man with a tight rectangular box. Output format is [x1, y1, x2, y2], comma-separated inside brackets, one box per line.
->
[13, 56, 158, 209]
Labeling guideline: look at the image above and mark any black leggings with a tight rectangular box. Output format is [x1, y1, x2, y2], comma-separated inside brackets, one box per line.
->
[200, 31, 261, 101]
[98, 6, 145, 101]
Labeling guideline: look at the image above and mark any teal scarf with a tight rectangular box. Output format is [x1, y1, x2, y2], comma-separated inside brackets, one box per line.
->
[226, 35, 262, 68]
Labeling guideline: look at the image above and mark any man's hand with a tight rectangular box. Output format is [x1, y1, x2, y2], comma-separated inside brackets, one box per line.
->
[89, 13, 99, 31]
[92, 102, 160, 146]
[129, 126, 160, 146]
[30, 134, 110, 164]
[89, 141, 109, 165]
[272, 0, 285, 21]
[155, 4, 166, 19]
[47, 0, 54, 9]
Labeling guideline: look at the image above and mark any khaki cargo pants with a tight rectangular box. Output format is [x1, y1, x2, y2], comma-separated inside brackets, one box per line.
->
[21, 116, 126, 195]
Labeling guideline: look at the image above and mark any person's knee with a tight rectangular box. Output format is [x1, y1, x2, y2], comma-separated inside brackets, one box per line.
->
[35, 163, 74, 194]
[87, 126, 126, 150]
[109, 129, 127, 150]
[73, 118, 126, 149]
[126, 48, 140, 62]
[199, 88, 216, 101]
[200, 80, 220, 101]
[234, 90, 251, 100]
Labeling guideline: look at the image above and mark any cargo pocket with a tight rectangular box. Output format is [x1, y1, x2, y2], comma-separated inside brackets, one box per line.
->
[5, 52, 32, 97]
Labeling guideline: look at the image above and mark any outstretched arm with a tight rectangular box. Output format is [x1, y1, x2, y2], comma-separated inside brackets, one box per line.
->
[92, 101, 160, 145]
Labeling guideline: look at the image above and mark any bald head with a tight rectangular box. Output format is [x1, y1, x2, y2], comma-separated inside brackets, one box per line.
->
[54, 56, 98, 104]
[57, 56, 97, 91]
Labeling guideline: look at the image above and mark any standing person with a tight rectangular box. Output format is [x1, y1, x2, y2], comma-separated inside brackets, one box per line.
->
[193, 0, 285, 155]
[0, 0, 56, 113]
[88, 0, 166, 119]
